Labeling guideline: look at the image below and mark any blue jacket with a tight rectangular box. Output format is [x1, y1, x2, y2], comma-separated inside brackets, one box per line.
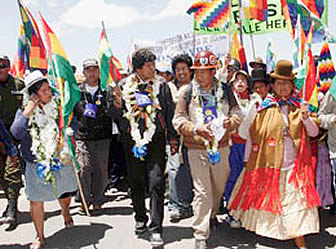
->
[0, 118, 18, 157]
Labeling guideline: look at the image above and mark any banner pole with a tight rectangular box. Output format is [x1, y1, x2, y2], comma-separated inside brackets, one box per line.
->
[250, 34, 256, 60]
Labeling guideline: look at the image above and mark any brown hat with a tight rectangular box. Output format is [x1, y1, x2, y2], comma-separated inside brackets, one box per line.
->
[270, 60, 295, 81]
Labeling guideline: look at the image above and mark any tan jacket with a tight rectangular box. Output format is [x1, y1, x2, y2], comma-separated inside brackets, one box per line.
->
[247, 104, 320, 171]
[173, 82, 241, 150]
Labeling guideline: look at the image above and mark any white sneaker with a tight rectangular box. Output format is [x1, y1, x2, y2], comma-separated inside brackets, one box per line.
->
[229, 219, 241, 228]
[224, 215, 241, 228]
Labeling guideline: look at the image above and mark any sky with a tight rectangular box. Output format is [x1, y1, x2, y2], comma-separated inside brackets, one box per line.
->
[1, 0, 336, 72]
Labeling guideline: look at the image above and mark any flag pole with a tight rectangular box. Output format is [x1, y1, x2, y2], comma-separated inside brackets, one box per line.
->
[70, 152, 91, 216]
[237, 0, 244, 47]
[228, 0, 233, 52]
[193, 18, 196, 56]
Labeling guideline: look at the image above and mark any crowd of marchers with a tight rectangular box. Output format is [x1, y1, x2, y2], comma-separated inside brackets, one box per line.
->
[1, 47, 336, 249]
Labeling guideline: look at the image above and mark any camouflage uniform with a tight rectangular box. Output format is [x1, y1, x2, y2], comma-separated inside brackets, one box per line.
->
[0, 73, 24, 230]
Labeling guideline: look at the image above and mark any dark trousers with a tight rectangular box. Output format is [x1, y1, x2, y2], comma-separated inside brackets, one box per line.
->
[124, 137, 166, 234]
[76, 139, 110, 206]
[107, 135, 126, 189]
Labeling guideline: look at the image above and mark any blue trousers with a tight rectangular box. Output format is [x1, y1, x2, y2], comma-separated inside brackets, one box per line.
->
[167, 145, 193, 213]
[224, 143, 245, 202]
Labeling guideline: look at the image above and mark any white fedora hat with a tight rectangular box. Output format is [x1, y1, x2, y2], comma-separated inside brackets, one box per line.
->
[21, 70, 49, 94]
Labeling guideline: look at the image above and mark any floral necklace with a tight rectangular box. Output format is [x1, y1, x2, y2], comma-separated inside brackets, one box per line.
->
[29, 96, 63, 187]
[193, 79, 226, 164]
[122, 74, 162, 159]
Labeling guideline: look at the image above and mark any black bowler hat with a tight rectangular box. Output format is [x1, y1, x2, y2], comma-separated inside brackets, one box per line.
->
[251, 68, 269, 85]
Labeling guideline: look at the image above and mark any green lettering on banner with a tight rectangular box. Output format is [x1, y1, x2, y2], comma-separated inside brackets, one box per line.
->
[194, 0, 290, 35]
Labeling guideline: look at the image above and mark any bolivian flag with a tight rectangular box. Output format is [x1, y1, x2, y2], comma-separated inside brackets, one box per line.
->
[39, 13, 81, 133]
[99, 27, 121, 90]
[231, 29, 248, 73]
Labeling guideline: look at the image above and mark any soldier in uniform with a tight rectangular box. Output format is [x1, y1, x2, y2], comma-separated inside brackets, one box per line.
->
[0, 55, 24, 231]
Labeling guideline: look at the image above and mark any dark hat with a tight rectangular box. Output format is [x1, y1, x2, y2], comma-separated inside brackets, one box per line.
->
[251, 68, 269, 85]
[270, 60, 295, 81]
[249, 57, 266, 70]
[82, 58, 99, 70]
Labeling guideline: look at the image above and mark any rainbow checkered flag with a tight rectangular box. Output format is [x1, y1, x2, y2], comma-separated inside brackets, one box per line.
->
[10, 25, 29, 79]
[187, 0, 230, 28]
[17, 0, 47, 73]
[318, 41, 336, 93]
[241, 0, 268, 21]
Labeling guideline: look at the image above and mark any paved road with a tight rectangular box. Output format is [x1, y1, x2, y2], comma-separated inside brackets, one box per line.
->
[0, 190, 336, 249]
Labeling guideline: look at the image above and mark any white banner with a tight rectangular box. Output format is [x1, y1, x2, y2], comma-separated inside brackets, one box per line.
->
[130, 32, 228, 67]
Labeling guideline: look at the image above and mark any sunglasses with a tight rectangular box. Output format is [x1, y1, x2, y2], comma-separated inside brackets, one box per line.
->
[227, 67, 236, 72]
[0, 64, 9, 69]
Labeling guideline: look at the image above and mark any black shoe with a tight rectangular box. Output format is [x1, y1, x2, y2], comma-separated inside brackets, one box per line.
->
[149, 233, 164, 247]
[135, 221, 147, 235]
[169, 209, 193, 223]
[194, 239, 207, 249]
[1, 200, 17, 227]
[5, 219, 17, 231]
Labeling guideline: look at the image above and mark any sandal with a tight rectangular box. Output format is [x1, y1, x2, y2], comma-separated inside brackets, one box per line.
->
[29, 238, 45, 249]
[64, 216, 74, 228]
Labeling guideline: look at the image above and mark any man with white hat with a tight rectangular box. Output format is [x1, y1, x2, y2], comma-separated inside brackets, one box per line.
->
[73, 58, 112, 215]
[0, 54, 24, 231]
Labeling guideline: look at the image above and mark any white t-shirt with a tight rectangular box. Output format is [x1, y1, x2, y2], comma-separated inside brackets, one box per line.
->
[85, 84, 98, 97]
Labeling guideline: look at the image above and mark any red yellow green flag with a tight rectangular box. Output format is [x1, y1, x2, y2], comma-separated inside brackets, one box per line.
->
[39, 13, 81, 132]
[99, 25, 121, 90]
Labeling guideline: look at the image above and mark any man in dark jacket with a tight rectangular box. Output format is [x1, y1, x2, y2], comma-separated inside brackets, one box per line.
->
[107, 48, 179, 247]
[0, 55, 24, 231]
[74, 58, 112, 214]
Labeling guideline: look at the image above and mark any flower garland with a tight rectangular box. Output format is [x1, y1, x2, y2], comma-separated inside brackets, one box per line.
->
[122, 74, 162, 159]
[193, 79, 226, 165]
[29, 96, 63, 187]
